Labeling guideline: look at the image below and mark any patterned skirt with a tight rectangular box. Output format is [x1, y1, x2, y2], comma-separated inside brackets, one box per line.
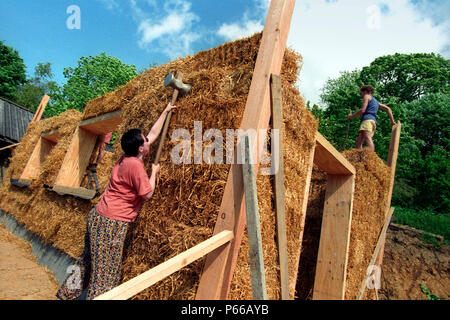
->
[56, 207, 129, 300]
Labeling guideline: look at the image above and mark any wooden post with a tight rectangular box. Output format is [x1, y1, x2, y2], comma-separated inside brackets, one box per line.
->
[270, 74, 289, 300]
[31, 95, 50, 122]
[375, 122, 401, 272]
[312, 174, 355, 300]
[196, 0, 296, 300]
[242, 134, 268, 300]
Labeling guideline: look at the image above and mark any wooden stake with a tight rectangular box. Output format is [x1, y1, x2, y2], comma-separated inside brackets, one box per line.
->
[270, 74, 289, 300]
[242, 134, 268, 300]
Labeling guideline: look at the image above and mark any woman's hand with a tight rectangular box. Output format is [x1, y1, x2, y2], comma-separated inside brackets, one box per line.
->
[152, 164, 161, 175]
[164, 103, 177, 114]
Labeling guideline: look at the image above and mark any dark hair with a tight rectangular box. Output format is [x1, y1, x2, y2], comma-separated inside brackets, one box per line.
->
[360, 85, 375, 95]
[121, 128, 144, 156]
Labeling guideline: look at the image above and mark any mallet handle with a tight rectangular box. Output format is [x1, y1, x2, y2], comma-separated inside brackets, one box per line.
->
[153, 73, 182, 165]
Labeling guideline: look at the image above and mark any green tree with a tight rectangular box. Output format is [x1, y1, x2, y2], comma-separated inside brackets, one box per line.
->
[0, 41, 26, 100]
[52, 53, 138, 114]
[15, 62, 60, 111]
[360, 53, 450, 102]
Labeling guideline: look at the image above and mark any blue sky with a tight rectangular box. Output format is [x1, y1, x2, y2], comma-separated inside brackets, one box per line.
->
[1, 0, 449, 105]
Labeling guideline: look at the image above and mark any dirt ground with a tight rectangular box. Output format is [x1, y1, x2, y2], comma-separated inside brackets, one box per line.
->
[0, 222, 59, 300]
[378, 225, 449, 300]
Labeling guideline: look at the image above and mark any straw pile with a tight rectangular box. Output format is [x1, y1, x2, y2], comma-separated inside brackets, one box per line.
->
[0, 33, 318, 299]
[294, 149, 391, 300]
[0, 31, 391, 300]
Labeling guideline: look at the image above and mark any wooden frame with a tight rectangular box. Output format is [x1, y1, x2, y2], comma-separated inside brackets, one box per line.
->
[196, 0, 296, 300]
[20, 136, 56, 181]
[94, 230, 233, 300]
[79, 110, 122, 135]
[51, 111, 122, 198]
[310, 132, 356, 300]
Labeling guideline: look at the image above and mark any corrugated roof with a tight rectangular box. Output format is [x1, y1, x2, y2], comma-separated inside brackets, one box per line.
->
[0, 97, 35, 143]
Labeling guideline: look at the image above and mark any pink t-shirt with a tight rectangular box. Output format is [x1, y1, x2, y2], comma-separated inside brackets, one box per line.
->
[96, 155, 152, 222]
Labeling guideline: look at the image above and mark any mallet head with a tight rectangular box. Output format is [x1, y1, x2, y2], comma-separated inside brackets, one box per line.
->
[164, 73, 191, 95]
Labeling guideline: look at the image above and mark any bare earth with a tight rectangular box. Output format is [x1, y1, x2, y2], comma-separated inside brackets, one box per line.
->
[0, 222, 59, 300]
[379, 225, 450, 300]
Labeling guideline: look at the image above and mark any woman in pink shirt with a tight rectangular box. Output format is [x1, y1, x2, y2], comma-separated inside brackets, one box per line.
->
[57, 103, 176, 300]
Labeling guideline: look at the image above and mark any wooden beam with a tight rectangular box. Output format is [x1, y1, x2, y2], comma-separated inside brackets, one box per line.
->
[242, 135, 268, 300]
[53, 127, 98, 188]
[0, 143, 19, 152]
[313, 174, 355, 300]
[196, 0, 296, 300]
[94, 230, 234, 300]
[79, 110, 123, 135]
[270, 74, 289, 300]
[42, 129, 60, 143]
[358, 207, 395, 300]
[20, 137, 56, 180]
[32, 95, 50, 122]
[52, 185, 97, 200]
[385, 122, 401, 214]
[375, 122, 402, 272]
[314, 132, 355, 175]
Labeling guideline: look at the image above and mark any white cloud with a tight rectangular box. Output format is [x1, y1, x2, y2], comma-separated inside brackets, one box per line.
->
[216, 0, 268, 41]
[218, 20, 264, 41]
[130, 0, 200, 59]
[286, 0, 449, 104]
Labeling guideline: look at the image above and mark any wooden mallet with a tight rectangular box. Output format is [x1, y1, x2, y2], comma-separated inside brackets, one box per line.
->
[153, 72, 191, 165]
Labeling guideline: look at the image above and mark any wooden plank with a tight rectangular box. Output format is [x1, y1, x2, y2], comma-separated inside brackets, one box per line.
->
[314, 132, 355, 175]
[270, 74, 289, 300]
[242, 135, 268, 300]
[32, 95, 50, 122]
[94, 230, 234, 300]
[52, 185, 97, 200]
[376, 123, 402, 268]
[79, 110, 123, 135]
[20, 137, 55, 180]
[53, 127, 98, 188]
[196, 0, 296, 300]
[0, 143, 19, 152]
[313, 174, 355, 300]
[42, 129, 60, 143]
[358, 207, 395, 300]
[385, 122, 401, 214]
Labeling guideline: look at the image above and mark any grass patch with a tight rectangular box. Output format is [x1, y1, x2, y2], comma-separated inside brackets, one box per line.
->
[393, 207, 450, 244]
